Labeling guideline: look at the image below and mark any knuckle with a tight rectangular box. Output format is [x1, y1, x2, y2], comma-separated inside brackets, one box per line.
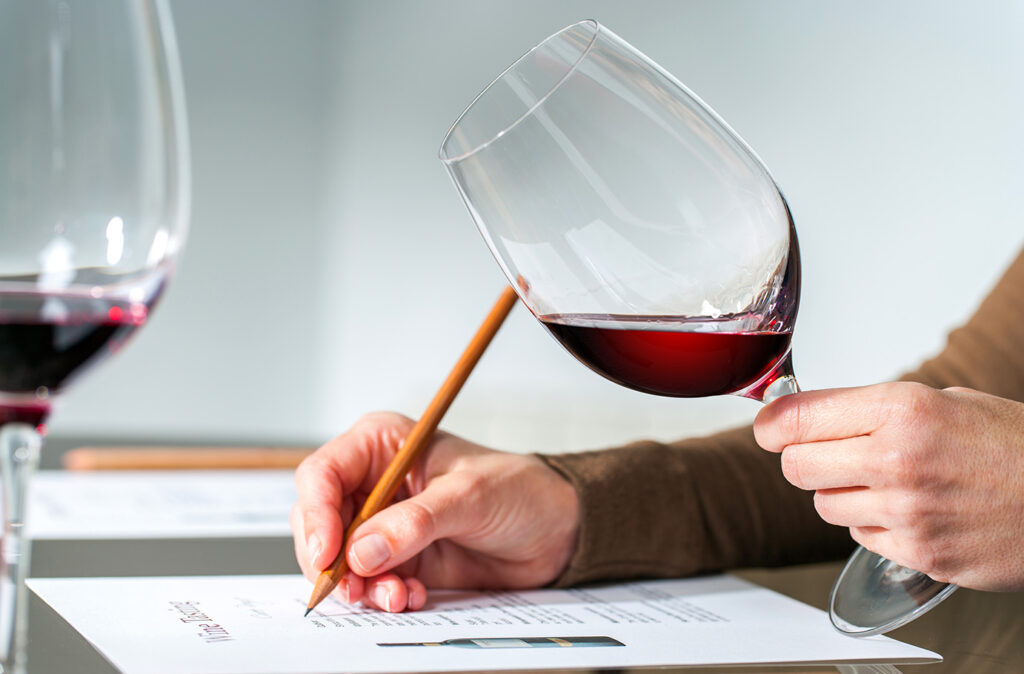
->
[887, 382, 937, 427]
[294, 453, 321, 483]
[300, 506, 322, 528]
[903, 538, 940, 578]
[905, 495, 943, 542]
[452, 469, 488, 496]
[877, 492, 901, 524]
[880, 443, 919, 486]
[886, 497, 951, 580]
[923, 556, 953, 584]
[890, 490, 923, 529]
[346, 413, 414, 454]
[357, 411, 415, 434]
[423, 434, 475, 476]
[451, 471, 491, 518]
[903, 492, 930, 523]
[302, 503, 341, 532]
[399, 500, 437, 540]
[295, 454, 339, 495]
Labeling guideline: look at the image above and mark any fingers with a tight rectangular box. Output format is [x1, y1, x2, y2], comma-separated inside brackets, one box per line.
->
[294, 500, 427, 614]
[293, 455, 347, 572]
[358, 573, 428, 613]
[754, 382, 933, 452]
[292, 413, 415, 572]
[290, 504, 313, 578]
[346, 472, 484, 582]
[779, 436, 878, 490]
[812, 487, 887, 529]
[290, 502, 363, 603]
[848, 526, 949, 583]
[406, 577, 427, 610]
[295, 533, 427, 613]
[290, 412, 462, 614]
[848, 526, 891, 557]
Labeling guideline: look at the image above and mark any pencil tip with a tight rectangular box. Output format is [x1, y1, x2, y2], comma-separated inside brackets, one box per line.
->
[304, 608, 313, 618]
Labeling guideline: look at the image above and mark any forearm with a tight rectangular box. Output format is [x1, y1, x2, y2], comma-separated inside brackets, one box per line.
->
[539, 427, 854, 587]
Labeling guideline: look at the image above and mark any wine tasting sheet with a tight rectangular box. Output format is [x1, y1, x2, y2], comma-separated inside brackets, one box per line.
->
[26, 470, 294, 539]
[28, 574, 939, 673]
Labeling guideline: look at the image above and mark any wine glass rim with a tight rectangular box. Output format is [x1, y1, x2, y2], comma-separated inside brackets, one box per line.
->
[438, 19, 600, 164]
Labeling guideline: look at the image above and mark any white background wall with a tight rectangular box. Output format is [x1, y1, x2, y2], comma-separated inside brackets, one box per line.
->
[52, 1, 1024, 454]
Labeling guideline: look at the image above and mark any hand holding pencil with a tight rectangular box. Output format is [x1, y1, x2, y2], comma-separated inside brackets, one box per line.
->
[292, 288, 580, 613]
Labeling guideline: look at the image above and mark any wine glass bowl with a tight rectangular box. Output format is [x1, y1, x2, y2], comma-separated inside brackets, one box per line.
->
[0, 1, 188, 670]
[441, 19, 953, 637]
[0, 0, 188, 427]
[440, 20, 799, 403]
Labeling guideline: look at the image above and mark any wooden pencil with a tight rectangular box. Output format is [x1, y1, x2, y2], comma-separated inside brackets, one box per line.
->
[305, 285, 519, 615]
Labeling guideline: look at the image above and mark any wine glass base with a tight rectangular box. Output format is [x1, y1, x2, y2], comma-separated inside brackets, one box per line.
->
[829, 545, 958, 637]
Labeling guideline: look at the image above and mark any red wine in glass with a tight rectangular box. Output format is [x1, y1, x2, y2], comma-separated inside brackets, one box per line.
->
[0, 289, 157, 429]
[540, 314, 792, 398]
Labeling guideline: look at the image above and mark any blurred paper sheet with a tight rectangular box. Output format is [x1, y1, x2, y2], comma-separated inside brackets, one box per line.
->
[29, 574, 939, 674]
[26, 470, 294, 539]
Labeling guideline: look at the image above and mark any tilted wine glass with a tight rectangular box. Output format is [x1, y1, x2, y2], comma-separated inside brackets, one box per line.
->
[439, 19, 956, 637]
[0, 1, 189, 671]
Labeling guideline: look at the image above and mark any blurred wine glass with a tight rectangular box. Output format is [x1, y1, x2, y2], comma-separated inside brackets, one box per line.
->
[440, 19, 955, 638]
[0, 1, 189, 670]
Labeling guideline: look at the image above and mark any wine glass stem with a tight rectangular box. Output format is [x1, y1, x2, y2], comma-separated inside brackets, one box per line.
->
[0, 423, 41, 674]
[760, 373, 801, 404]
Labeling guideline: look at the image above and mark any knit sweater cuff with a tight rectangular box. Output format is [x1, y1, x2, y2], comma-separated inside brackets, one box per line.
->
[536, 442, 709, 588]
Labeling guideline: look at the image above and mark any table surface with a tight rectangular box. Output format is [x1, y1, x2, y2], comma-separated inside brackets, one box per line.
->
[21, 438, 1024, 674]
[25, 541, 1023, 674]
[735, 564, 1024, 673]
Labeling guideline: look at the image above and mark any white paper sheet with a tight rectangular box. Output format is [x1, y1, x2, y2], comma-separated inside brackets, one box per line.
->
[26, 471, 295, 539]
[28, 574, 939, 674]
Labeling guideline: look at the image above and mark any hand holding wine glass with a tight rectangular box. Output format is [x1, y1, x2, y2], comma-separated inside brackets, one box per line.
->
[755, 383, 1024, 592]
[0, 1, 189, 671]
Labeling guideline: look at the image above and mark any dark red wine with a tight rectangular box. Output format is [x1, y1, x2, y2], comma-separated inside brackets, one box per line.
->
[0, 290, 151, 425]
[0, 399, 50, 428]
[540, 314, 792, 398]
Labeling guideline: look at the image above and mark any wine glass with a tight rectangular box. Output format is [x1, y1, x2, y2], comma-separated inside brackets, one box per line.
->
[0, 1, 189, 671]
[439, 20, 956, 638]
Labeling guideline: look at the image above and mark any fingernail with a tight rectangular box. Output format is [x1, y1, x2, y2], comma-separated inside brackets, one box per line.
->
[368, 584, 392, 612]
[337, 578, 351, 603]
[350, 533, 390, 573]
[307, 534, 322, 569]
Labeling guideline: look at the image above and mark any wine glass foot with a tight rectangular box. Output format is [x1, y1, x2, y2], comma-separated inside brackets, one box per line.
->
[829, 545, 958, 637]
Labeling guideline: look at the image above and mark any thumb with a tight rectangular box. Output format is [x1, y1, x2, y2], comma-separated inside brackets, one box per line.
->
[345, 472, 483, 580]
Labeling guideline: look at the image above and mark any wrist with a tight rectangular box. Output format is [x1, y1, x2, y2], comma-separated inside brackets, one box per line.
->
[529, 453, 581, 586]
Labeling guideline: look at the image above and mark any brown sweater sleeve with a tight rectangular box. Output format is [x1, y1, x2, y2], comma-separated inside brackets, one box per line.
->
[539, 247, 1024, 587]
